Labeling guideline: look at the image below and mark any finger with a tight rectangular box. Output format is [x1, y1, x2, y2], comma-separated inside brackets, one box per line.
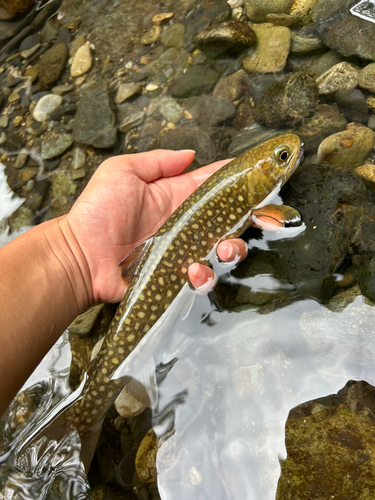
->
[217, 238, 248, 263]
[121, 149, 196, 182]
[188, 263, 217, 294]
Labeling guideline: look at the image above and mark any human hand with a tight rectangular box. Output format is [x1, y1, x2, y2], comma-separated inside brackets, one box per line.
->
[62, 150, 248, 305]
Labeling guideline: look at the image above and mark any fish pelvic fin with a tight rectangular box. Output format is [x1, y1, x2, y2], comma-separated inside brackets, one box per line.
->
[119, 237, 154, 284]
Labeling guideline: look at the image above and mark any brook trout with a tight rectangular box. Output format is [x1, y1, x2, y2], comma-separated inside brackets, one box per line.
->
[40, 134, 303, 471]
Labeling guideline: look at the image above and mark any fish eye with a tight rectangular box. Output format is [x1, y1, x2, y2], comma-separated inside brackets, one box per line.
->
[275, 147, 290, 163]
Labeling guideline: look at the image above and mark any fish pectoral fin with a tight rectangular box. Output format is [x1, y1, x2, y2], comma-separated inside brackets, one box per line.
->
[125, 356, 158, 409]
[80, 421, 104, 473]
[119, 237, 154, 284]
[251, 204, 302, 230]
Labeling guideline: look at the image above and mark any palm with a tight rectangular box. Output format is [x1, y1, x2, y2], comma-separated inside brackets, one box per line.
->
[67, 150, 230, 303]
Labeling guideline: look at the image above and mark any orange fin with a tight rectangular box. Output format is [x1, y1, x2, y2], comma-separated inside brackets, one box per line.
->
[252, 204, 301, 230]
[119, 238, 154, 283]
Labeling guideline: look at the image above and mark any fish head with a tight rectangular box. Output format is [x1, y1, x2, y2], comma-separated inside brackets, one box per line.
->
[243, 133, 304, 204]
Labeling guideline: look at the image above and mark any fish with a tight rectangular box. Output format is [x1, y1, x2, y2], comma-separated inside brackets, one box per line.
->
[32, 133, 304, 472]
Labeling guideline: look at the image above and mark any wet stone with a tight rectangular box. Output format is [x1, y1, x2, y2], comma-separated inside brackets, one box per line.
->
[317, 123, 374, 170]
[14, 149, 28, 169]
[72, 147, 86, 170]
[289, 0, 321, 25]
[119, 111, 145, 133]
[71, 43, 92, 77]
[19, 34, 41, 52]
[253, 72, 318, 128]
[358, 63, 375, 94]
[335, 89, 369, 125]
[39, 43, 69, 89]
[0, 115, 8, 128]
[115, 386, 147, 418]
[183, 94, 236, 126]
[244, 0, 294, 22]
[266, 12, 294, 25]
[32, 94, 63, 122]
[307, 50, 342, 79]
[355, 164, 375, 184]
[316, 62, 359, 95]
[184, 0, 231, 47]
[213, 69, 248, 102]
[73, 80, 117, 148]
[242, 23, 291, 73]
[52, 84, 75, 96]
[290, 24, 325, 53]
[51, 171, 77, 198]
[152, 12, 173, 25]
[135, 429, 158, 483]
[168, 65, 220, 98]
[71, 168, 86, 180]
[141, 25, 161, 45]
[41, 132, 74, 160]
[158, 97, 183, 124]
[114, 83, 141, 104]
[193, 20, 256, 57]
[160, 23, 185, 48]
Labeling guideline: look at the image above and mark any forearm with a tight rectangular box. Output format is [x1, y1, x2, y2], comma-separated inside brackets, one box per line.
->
[0, 216, 91, 414]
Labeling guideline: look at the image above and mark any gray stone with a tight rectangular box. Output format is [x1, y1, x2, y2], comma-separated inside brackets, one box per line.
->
[308, 50, 342, 78]
[19, 34, 41, 52]
[71, 43, 92, 77]
[314, 0, 375, 60]
[183, 94, 236, 126]
[73, 80, 117, 148]
[368, 115, 375, 130]
[15, 149, 28, 169]
[71, 168, 86, 180]
[168, 65, 220, 98]
[213, 69, 248, 102]
[158, 97, 184, 124]
[358, 63, 375, 94]
[244, 0, 294, 22]
[72, 147, 86, 170]
[42, 132, 74, 160]
[184, 0, 231, 47]
[242, 23, 291, 73]
[160, 23, 185, 48]
[131, 48, 188, 83]
[335, 89, 369, 125]
[33, 94, 63, 122]
[0, 115, 9, 128]
[115, 83, 141, 104]
[316, 62, 359, 95]
[52, 84, 75, 95]
[193, 20, 256, 57]
[317, 123, 374, 169]
[253, 72, 319, 127]
[119, 111, 145, 133]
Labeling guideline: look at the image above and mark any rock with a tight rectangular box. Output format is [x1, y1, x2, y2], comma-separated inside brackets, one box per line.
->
[0, 115, 8, 128]
[0, 0, 34, 16]
[0, 6, 13, 20]
[131, 47, 188, 83]
[168, 65, 220, 98]
[243, 0, 294, 22]
[228, 122, 289, 156]
[368, 115, 375, 130]
[355, 164, 375, 184]
[32, 94, 63, 122]
[51, 171, 77, 199]
[19, 34, 41, 52]
[369, 97, 375, 113]
[184, 0, 231, 47]
[316, 62, 359, 95]
[193, 21, 256, 57]
[14, 149, 28, 169]
[42, 132, 74, 160]
[24, 64, 39, 84]
[307, 50, 341, 78]
[135, 429, 158, 483]
[289, 0, 321, 25]
[183, 94, 236, 126]
[52, 84, 75, 95]
[232, 364, 264, 400]
[242, 23, 291, 73]
[69, 304, 104, 336]
[317, 124, 374, 169]
[70, 35, 85, 57]
[358, 63, 375, 94]
[266, 12, 294, 25]
[290, 24, 325, 53]
[351, 211, 375, 301]
[71, 43, 92, 77]
[253, 72, 318, 128]
[158, 97, 183, 124]
[160, 23, 185, 48]
[158, 126, 216, 167]
[115, 83, 141, 104]
[39, 43, 69, 89]
[119, 111, 145, 132]
[55, 27, 71, 46]
[40, 19, 59, 43]
[334, 89, 369, 125]
[115, 386, 147, 418]
[71, 168, 86, 180]
[213, 69, 248, 103]
[72, 147, 86, 170]
[141, 25, 161, 45]
[152, 12, 173, 25]
[295, 104, 347, 153]
[314, 0, 375, 60]
[73, 80, 117, 148]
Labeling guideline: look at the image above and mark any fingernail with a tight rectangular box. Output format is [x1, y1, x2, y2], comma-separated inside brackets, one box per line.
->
[193, 264, 206, 281]
[178, 149, 196, 154]
[223, 242, 239, 260]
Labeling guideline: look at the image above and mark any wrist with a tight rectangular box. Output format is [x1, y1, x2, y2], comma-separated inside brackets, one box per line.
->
[41, 216, 93, 313]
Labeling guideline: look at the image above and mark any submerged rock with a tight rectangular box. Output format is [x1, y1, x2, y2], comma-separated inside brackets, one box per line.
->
[42, 132, 74, 160]
[114, 83, 141, 104]
[253, 72, 318, 127]
[242, 23, 291, 73]
[39, 43, 69, 89]
[334, 89, 369, 125]
[168, 65, 220, 98]
[33, 94, 63, 122]
[71, 43, 92, 77]
[160, 23, 185, 48]
[243, 0, 294, 22]
[184, 0, 231, 46]
[73, 80, 117, 148]
[193, 21, 256, 57]
[316, 62, 359, 95]
[289, 0, 321, 25]
[358, 63, 375, 94]
[213, 69, 248, 102]
[183, 94, 236, 126]
[317, 123, 374, 169]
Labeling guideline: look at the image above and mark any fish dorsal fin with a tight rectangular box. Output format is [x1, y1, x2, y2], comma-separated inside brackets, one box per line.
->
[119, 237, 154, 283]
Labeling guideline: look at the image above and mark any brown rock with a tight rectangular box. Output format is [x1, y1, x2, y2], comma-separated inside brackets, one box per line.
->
[39, 43, 68, 89]
[0, 0, 34, 16]
[355, 164, 375, 184]
[193, 21, 256, 57]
